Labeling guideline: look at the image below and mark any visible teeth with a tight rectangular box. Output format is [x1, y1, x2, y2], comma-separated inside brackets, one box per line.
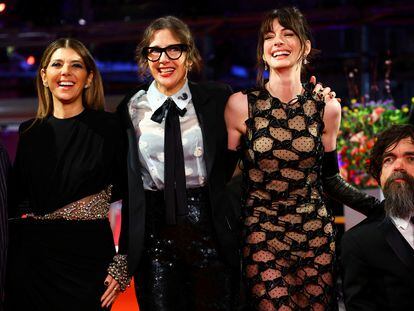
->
[272, 51, 290, 57]
[59, 81, 74, 86]
[159, 68, 174, 73]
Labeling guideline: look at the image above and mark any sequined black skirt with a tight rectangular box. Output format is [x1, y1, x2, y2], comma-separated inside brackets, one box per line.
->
[135, 187, 239, 311]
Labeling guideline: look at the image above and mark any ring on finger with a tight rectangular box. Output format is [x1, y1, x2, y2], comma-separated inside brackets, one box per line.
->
[317, 90, 324, 100]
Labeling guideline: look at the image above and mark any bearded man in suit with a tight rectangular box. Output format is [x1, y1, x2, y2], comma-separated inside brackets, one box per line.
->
[341, 124, 414, 311]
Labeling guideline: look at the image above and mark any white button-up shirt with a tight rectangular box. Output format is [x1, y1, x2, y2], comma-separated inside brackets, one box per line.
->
[391, 215, 414, 249]
[128, 80, 207, 190]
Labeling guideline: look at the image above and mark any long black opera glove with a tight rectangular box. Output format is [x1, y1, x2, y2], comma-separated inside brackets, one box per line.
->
[322, 150, 381, 216]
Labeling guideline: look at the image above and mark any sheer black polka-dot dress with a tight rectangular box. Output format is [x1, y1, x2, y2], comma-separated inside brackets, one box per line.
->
[240, 86, 336, 311]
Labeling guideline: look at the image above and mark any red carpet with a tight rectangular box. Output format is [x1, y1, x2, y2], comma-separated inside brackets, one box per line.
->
[109, 206, 139, 310]
[111, 278, 139, 311]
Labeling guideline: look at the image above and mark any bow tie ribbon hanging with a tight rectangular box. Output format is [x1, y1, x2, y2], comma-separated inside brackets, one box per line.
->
[151, 97, 188, 224]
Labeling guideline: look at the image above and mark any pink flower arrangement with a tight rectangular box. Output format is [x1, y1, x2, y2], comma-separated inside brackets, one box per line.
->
[337, 99, 409, 188]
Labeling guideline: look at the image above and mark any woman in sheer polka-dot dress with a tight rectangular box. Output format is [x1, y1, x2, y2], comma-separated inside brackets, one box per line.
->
[225, 7, 341, 311]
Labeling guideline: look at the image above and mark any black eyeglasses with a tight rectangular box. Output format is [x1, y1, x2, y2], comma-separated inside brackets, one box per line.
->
[142, 44, 189, 62]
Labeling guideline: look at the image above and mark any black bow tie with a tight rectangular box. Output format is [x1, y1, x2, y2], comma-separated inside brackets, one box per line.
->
[151, 98, 187, 124]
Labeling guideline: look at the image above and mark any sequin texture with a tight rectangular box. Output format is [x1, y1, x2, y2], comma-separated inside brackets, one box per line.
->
[135, 188, 239, 310]
[30, 185, 112, 221]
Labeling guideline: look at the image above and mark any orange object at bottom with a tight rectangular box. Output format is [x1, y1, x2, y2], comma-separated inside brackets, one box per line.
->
[111, 278, 139, 311]
[109, 203, 139, 310]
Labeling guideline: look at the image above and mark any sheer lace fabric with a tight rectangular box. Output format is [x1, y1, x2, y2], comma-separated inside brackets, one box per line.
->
[241, 88, 336, 311]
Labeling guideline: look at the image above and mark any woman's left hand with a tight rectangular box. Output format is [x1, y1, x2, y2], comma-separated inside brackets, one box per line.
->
[309, 76, 340, 103]
[100, 274, 121, 308]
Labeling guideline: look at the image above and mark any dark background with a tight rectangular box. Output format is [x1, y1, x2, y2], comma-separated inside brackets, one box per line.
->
[0, 0, 401, 272]
[0, 0, 413, 113]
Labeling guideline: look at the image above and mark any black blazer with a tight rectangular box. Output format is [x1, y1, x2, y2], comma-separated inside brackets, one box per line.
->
[341, 206, 414, 311]
[116, 81, 241, 274]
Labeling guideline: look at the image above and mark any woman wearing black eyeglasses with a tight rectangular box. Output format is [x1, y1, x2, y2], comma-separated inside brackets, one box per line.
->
[116, 16, 240, 310]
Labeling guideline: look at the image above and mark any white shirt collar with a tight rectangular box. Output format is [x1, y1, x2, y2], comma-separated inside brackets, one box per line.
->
[390, 215, 412, 230]
[147, 80, 192, 112]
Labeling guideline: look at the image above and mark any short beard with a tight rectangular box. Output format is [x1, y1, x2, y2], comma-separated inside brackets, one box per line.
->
[383, 171, 414, 219]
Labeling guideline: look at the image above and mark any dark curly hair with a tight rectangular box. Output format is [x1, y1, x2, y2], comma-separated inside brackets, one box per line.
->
[368, 124, 414, 183]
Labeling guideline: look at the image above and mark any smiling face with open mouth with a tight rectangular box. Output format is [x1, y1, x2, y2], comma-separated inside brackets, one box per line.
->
[263, 18, 310, 73]
[147, 28, 189, 96]
[41, 47, 92, 109]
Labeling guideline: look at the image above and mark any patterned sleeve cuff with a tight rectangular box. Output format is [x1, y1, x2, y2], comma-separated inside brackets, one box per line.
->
[107, 254, 131, 291]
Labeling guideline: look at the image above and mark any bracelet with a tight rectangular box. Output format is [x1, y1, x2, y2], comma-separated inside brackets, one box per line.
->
[107, 254, 131, 291]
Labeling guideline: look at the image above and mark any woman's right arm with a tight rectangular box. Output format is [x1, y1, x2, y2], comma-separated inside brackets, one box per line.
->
[224, 92, 248, 180]
[224, 91, 248, 151]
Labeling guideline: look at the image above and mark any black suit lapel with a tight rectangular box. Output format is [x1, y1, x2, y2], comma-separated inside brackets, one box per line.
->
[189, 81, 216, 177]
[116, 86, 148, 273]
[379, 217, 414, 274]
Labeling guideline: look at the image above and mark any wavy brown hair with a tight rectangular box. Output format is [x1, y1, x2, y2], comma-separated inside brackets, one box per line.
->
[256, 7, 316, 86]
[35, 38, 104, 119]
[135, 16, 202, 78]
